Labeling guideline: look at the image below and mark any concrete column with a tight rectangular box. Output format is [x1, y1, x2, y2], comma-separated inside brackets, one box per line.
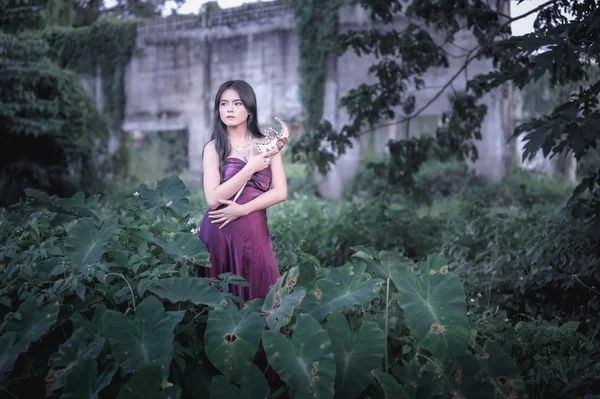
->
[187, 40, 212, 188]
[314, 56, 362, 199]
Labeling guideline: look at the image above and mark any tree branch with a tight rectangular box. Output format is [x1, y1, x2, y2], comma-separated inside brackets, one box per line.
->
[357, 0, 560, 135]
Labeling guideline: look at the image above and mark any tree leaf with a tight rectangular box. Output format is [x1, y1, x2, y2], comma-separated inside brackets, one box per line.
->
[209, 363, 270, 399]
[389, 254, 469, 360]
[136, 231, 210, 265]
[0, 332, 21, 382]
[262, 314, 336, 399]
[370, 369, 410, 399]
[5, 297, 59, 352]
[299, 261, 384, 322]
[136, 175, 190, 217]
[326, 313, 385, 398]
[46, 328, 105, 392]
[261, 268, 306, 330]
[116, 365, 181, 399]
[146, 277, 227, 307]
[480, 340, 527, 399]
[61, 356, 117, 399]
[64, 217, 117, 267]
[102, 296, 180, 376]
[204, 300, 266, 383]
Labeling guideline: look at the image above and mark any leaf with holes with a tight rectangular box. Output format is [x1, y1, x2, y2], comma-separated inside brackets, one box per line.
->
[209, 363, 270, 399]
[299, 261, 384, 322]
[45, 328, 105, 392]
[326, 313, 385, 399]
[404, 355, 445, 398]
[63, 217, 117, 267]
[136, 175, 190, 217]
[116, 365, 182, 399]
[450, 353, 495, 397]
[261, 268, 306, 330]
[389, 253, 468, 360]
[4, 297, 59, 353]
[263, 314, 336, 399]
[61, 356, 117, 399]
[204, 300, 266, 383]
[480, 340, 527, 399]
[146, 277, 227, 307]
[102, 296, 183, 376]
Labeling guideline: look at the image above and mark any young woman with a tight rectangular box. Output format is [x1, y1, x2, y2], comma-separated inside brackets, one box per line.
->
[198, 80, 287, 302]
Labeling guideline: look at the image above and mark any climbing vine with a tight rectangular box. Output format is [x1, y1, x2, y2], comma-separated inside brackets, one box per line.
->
[291, 0, 345, 131]
[40, 18, 137, 131]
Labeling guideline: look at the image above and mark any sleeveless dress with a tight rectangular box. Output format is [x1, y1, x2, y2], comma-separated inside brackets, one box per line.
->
[198, 157, 281, 302]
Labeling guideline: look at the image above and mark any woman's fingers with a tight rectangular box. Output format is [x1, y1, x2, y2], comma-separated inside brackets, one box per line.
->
[219, 220, 231, 229]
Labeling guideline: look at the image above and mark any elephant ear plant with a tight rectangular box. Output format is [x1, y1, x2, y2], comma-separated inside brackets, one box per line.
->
[0, 176, 524, 398]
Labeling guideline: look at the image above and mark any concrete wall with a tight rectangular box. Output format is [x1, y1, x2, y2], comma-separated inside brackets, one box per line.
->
[115, 0, 513, 196]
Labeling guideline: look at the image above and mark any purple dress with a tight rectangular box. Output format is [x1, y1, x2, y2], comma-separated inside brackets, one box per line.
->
[198, 158, 280, 302]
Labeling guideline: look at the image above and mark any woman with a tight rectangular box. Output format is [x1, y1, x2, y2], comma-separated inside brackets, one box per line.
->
[198, 80, 287, 302]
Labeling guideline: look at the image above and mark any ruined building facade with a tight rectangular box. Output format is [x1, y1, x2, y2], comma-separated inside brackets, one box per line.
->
[83, 0, 516, 198]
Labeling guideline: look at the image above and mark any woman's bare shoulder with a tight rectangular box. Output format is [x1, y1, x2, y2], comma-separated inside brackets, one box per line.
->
[204, 139, 217, 155]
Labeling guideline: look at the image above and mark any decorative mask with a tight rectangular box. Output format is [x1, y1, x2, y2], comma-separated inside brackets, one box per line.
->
[254, 117, 289, 155]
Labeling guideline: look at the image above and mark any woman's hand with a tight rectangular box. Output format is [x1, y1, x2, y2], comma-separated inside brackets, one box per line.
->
[244, 152, 272, 174]
[207, 199, 248, 229]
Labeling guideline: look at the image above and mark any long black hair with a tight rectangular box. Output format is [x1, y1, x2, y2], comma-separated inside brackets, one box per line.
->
[209, 80, 263, 181]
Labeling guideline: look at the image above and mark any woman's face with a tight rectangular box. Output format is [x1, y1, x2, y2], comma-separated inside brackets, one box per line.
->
[219, 88, 249, 129]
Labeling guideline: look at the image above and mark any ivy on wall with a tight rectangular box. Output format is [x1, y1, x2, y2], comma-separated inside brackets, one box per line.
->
[291, 0, 345, 131]
[40, 18, 137, 131]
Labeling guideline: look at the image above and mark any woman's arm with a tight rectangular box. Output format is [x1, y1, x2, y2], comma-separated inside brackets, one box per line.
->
[203, 140, 270, 210]
[241, 151, 287, 214]
[207, 151, 288, 228]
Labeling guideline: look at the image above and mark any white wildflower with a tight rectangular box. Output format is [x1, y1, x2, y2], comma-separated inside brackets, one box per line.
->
[133, 191, 140, 197]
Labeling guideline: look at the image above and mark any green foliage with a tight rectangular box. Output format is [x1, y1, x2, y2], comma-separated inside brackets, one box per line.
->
[0, 27, 109, 205]
[0, 3, 136, 206]
[40, 18, 137, 131]
[292, 0, 600, 212]
[46, 0, 76, 27]
[292, 0, 345, 131]
[443, 201, 600, 322]
[1, 177, 544, 398]
[0, 0, 47, 33]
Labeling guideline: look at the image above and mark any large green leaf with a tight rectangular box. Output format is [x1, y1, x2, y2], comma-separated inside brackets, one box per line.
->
[451, 353, 495, 398]
[61, 356, 117, 399]
[71, 304, 108, 338]
[136, 175, 190, 217]
[136, 231, 210, 266]
[116, 365, 182, 399]
[480, 340, 527, 399]
[64, 217, 117, 266]
[4, 297, 59, 352]
[326, 313, 385, 399]
[46, 328, 105, 392]
[102, 296, 183, 375]
[261, 268, 306, 330]
[389, 254, 469, 360]
[204, 300, 266, 383]
[403, 355, 445, 399]
[0, 332, 21, 382]
[299, 261, 384, 322]
[209, 363, 270, 399]
[146, 277, 227, 307]
[262, 314, 336, 399]
[25, 189, 98, 221]
[370, 369, 410, 399]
